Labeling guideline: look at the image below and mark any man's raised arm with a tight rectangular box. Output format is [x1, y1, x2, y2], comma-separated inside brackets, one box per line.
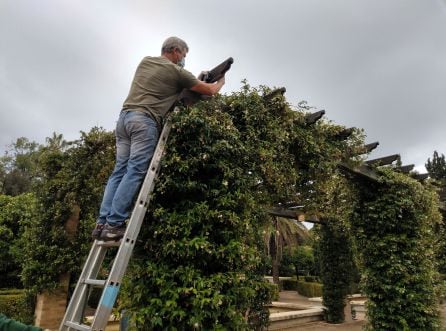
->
[190, 76, 225, 96]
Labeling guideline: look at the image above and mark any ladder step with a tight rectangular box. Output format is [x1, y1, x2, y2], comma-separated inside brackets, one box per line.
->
[64, 321, 91, 331]
[96, 240, 121, 247]
[83, 279, 106, 286]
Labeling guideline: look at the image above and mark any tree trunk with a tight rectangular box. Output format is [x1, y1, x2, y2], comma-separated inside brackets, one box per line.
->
[270, 218, 280, 287]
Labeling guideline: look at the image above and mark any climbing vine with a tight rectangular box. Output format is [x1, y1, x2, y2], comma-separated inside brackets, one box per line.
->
[20, 128, 115, 293]
[17, 83, 369, 328]
[353, 168, 441, 331]
[120, 84, 365, 329]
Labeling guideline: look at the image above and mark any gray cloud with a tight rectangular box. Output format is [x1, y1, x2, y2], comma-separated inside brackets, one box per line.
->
[1, 0, 445, 172]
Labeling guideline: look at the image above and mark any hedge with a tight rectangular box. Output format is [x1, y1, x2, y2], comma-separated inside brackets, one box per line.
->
[297, 281, 323, 298]
[0, 290, 34, 325]
[281, 279, 298, 291]
[281, 279, 323, 298]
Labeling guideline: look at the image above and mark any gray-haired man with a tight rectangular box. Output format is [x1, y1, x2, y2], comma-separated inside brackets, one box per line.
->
[93, 36, 225, 241]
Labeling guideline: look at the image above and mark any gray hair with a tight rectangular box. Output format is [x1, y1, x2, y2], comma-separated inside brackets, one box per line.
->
[161, 36, 189, 54]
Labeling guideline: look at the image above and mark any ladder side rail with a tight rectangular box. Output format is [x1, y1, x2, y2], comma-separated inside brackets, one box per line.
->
[71, 245, 109, 326]
[60, 244, 108, 331]
[91, 117, 173, 330]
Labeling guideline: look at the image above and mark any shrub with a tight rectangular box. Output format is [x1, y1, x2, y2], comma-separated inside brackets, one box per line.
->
[354, 168, 441, 330]
[304, 276, 318, 283]
[319, 218, 356, 323]
[0, 193, 38, 288]
[0, 290, 34, 325]
[281, 279, 298, 291]
[296, 281, 323, 298]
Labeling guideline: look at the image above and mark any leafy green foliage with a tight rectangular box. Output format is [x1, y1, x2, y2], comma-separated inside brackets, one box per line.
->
[296, 281, 323, 298]
[121, 93, 276, 329]
[319, 217, 356, 323]
[292, 246, 315, 276]
[19, 128, 115, 293]
[120, 84, 365, 329]
[0, 289, 34, 325]
[426, 151, 446, 182]
[0, 193, 37, 287]
[279, 246, 316, 277]
[0, 138, 41, 195]
[353, 168, 441, 331]
[13, 83, 367, 328]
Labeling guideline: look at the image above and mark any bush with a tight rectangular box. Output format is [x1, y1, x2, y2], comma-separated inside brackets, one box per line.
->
[281, 279, 298, 291]
[0, 289, 24, 295]
[0, 289, 34, 325]
[320, 218, 356, 323]
[0, 193, 38, 288]
[304, 275, 319, 283]
[354, 168, 441, 330]
[270, 284, 280, 301]
[296, 281, 323, 298]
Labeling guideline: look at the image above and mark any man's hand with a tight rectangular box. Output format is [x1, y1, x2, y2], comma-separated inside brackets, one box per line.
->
[190, 76, 225, 96]
[198, 71, 209, 81]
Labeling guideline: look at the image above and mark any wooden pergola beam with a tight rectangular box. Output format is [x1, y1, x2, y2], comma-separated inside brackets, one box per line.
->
[411, 173, 429, 181]
[333, 127, 355, 141]
[364, 142, 380, 153]
[338, 162, 381, 182]
[365, 154, 400, 166]
[396, 164, 414, 174]
[351, 142, 380, 156]
[305, 110, 325, 125]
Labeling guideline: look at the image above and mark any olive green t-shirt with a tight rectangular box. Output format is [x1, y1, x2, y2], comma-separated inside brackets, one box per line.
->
[122, 56, 199, 127]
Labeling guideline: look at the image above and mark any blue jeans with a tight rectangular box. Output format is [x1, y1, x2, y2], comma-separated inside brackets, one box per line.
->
[97, 110, 159, 226]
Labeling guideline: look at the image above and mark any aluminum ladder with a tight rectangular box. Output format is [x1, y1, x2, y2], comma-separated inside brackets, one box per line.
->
[59, 116, 173, 331]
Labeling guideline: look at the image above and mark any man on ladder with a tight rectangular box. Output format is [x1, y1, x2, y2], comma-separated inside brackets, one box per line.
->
[92, 36, 225, 241]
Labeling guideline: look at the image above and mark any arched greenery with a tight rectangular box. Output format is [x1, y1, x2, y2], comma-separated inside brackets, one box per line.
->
[353, 168, 441, 330]
[14, 83, 443, 330]
[119, 84, 365, 329]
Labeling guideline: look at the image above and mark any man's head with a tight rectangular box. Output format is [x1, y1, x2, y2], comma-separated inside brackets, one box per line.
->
[161, 36, 188, 67]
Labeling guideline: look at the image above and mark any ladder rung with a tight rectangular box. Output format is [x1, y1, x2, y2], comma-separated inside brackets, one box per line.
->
[96, 240, 121, 247]
[64, 321, 91, 331]
[83, 279, 106, 286]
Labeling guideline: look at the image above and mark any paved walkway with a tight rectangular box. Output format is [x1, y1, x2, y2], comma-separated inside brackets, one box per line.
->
[275, 291, 365, 331]
[276, 291, 446, 331]
[104, 291, 445, 330]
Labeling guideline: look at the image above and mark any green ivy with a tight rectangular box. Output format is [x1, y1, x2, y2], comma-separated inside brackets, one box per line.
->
[16, 83, 367, 328]
[19, 128, 115, 293]
[319, 217, 356, 323]
[0, 193, 37, 288]
[353, 167, 441, 331]
[120, 84, 365, 329]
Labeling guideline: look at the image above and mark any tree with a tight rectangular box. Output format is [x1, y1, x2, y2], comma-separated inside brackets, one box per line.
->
[265, 217, 309, 283]
[0, 193, 38, 287]
[292, 245, 314, 277]
[19, 128, 115, 293]
[45, 132, 68, 151]
[0, 137, 41, 195]
[426, 151, 446, 181]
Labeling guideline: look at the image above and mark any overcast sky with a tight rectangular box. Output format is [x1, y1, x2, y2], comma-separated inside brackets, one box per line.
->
[1, 0, 445, 172]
